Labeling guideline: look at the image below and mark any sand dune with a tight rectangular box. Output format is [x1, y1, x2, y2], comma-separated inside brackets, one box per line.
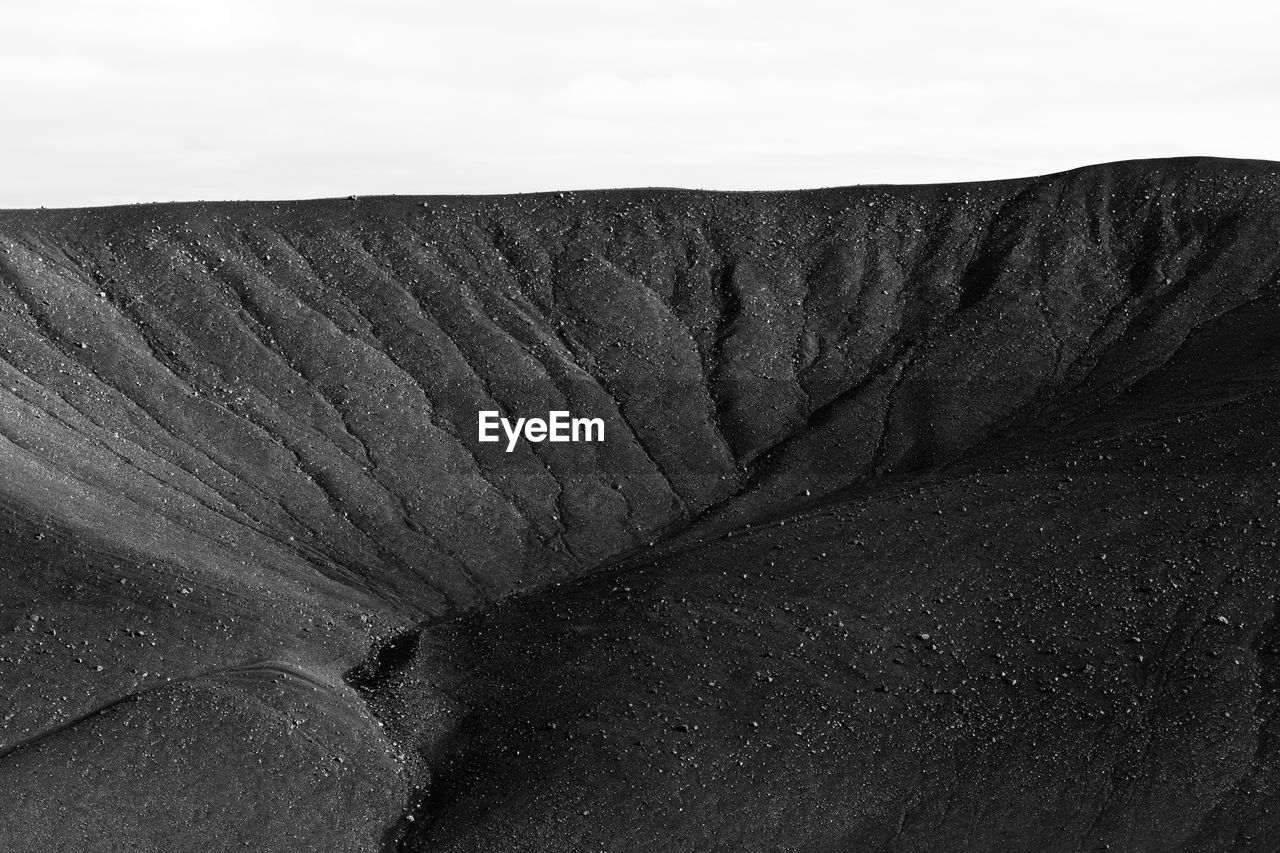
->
[2, 157, 1280, 850]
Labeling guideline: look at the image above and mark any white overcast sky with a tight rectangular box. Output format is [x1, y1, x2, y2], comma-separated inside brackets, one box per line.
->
[4, 0, 1279, 207]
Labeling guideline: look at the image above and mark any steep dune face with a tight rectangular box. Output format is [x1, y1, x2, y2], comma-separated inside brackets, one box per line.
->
[1, 157, 1280, 850]
[2, 160, 1278, 609]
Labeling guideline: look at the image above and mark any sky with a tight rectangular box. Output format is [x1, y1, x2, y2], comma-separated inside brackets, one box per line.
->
[4, 0, 1279, 207]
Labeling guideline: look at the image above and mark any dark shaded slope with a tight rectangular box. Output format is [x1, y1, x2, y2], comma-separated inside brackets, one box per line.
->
[1, 157, 1279, 850]
[372, 288, 1280, 852]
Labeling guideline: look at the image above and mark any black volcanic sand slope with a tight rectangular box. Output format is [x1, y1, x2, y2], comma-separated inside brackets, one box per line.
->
[1, 157, 1280, 850]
